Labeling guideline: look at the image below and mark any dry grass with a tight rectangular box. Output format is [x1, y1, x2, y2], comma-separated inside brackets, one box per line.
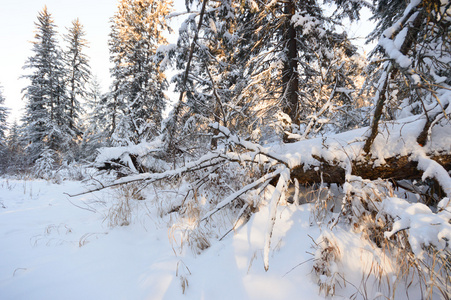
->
[358, 206, 450, 299]
[107, 196, 132, 227]
[312, 235, 344, 297]
[168, 199, 211, 256]
[106, 183, 145, 227]
[176, 260, 191, 294]
[30, 223, 74, 247]
[310, 185, 339, 226]
[169, 223, 211, 256]
[78, 232, 108, 247]
[317, 177, 451, 299]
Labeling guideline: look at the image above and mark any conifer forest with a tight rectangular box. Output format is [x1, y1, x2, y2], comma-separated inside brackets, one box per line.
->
[0, 0, 450, 299]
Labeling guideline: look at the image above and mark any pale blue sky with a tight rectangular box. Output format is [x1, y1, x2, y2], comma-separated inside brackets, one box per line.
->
[0, 0, 118, 123]
[0, 0, 373, 125]
[0, 0, 184, 124]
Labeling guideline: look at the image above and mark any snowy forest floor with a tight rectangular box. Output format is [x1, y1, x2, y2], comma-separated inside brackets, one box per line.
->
[0, 177, 441, 299]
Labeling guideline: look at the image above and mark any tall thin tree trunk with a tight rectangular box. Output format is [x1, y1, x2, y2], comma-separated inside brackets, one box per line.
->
[282, 0, 299, 127]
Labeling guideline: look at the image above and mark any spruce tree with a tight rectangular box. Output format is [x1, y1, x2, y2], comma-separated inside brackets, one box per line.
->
[240, 0, 367, 139]
[21, 6, 72, 166]
[83, 77, 113, 159]
[108, 0, 172, 145]
[367, 0, 408, 43]
[63, 18, 91, 138]
[0, 86, 8, 145]
[168, 0, 367, 146]
[5, 122, 28, 174]
[0, 86, 9, 174]
[363, 0, 451, 153]
[168, 0, 249, 149]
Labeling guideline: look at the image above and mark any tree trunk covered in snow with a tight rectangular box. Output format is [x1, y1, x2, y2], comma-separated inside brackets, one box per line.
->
[363, 8, 425, 154]
[164, 0, 208, 152]
[290, 153, 451, 185]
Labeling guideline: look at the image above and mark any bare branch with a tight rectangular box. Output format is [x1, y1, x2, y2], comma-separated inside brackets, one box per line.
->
[202, 169, 283, 221]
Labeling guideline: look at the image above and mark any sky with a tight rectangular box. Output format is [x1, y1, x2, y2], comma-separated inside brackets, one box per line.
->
[0, 0, 185, 124]
[0, 0, 115, 123]
[0, 0, 373, 126]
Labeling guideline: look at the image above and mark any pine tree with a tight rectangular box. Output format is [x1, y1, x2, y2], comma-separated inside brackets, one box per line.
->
[109, 0, 172, 145]
[0, 86, 9, 174]
[4, 121, 27, 174]
[363, 0, 451, 153]
[168, 0, 367, 146]
[168, 0, 250, 149]
[63, 18, 91, 138]
[0, 86, 8, 145]
[21, 6, 72, 166]
[242, 0, 368, 139]
[82, 77, 113, 159]
[367, 0, 408, 43]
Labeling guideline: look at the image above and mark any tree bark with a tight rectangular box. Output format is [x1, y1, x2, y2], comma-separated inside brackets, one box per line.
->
[165, 0, 209, 151]
[290, 153, 451, 185]
[282, 0, 299, 127]
[363, 8, 424, 153]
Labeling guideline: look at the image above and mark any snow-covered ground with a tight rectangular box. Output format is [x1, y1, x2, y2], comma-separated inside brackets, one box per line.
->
[0, 177, 439, 299]
[0, 179, 321, 299]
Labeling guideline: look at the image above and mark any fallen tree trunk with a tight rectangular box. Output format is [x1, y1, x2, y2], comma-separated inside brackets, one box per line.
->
[290, 153, 451, 185]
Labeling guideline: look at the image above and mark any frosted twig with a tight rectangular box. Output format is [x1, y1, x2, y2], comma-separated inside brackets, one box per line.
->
[219, 203, 250, 241]
[67, 153, 226, 197]
[210, 123, 289, 166]
[202, 169, 283, 222]
[264, 167, 290, 271]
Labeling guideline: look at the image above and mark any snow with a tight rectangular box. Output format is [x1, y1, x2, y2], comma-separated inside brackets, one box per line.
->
[1, 177, 428, 299]
[379, 2, 422, 71]
[382, 0, 421, 39]
[263, 167, 290, 271]
[95, 138, 170, 174]
[378, 36, 412, 69]
[0, 178, 324, 300]
[273, 115, 451, 174]
[291, 13, 321, 36]
[381, 196, 451, 257]
[155, 43, 177, 70]
[96, 139, 164, 163]
[413, 148, 451, 197]
[4, 103, 451, 300]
